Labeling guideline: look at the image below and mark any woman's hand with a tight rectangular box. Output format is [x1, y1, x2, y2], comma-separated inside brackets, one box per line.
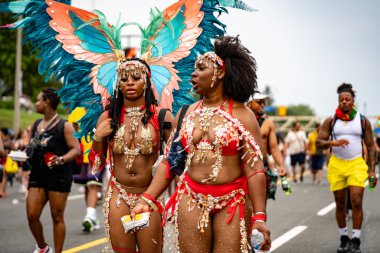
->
[253, 222, 271, 252]
[332, 139, 350, 148]
[94, 118, 113, 139]
[278, 165, 287, 177]
[47, 155, 63, 168]
[131, 200, 151, 219]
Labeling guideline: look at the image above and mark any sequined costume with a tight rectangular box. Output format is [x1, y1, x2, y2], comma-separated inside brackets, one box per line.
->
[89, 105, 161, 251]
[164, 99, 263, 253]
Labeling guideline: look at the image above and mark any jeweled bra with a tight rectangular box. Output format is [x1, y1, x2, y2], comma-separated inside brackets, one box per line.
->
[112, 105, 157, 171]
[177, 99, 263, 182]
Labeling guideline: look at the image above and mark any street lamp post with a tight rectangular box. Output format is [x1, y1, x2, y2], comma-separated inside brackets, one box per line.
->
[13, 22, 22, 135]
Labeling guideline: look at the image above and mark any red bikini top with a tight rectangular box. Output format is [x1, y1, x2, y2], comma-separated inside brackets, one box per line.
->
[180, 99, 239, 156]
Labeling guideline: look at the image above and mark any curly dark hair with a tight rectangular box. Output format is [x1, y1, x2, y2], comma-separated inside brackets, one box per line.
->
[41, 88, 60, 110]
[214, 36, 257, 103]
[107, 58, 157, 139]
[337, 83, 356, 98]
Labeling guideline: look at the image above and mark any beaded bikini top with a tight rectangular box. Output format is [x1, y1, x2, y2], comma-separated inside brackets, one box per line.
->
[112, 105, 159, 171]
[176, 99, 263, 182]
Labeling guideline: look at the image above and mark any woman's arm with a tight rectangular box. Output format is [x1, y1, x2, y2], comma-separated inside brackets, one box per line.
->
[0, 137, 5, 157]
[236, 106, 271, 251]
[131, 106, 187, 216]
[268, 121, 286, 176]
[48, 121, 81, 167]
[62, 121, 81, 162]
[89, 111, 111, 171]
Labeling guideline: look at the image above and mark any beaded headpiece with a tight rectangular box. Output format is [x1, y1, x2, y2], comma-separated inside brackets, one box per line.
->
[195, 52, 225, 70]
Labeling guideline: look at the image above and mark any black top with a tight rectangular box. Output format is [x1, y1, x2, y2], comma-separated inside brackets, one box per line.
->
[30, 118, 73, 181]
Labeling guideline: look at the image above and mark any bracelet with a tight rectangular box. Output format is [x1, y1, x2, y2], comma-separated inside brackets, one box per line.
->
[92, 135, 103, 142]
[59, 156, 64, 165]
[141, 196, 159, 212]
[142, 193, 163, 213]
[252, 212, 267, 223]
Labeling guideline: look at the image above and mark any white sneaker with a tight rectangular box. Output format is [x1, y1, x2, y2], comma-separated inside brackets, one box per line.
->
[33, 244, 54, 253]
[82, 216, 100, 232]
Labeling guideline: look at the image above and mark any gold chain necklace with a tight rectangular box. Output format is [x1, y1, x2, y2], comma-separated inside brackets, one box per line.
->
[40, 113, 58, 133]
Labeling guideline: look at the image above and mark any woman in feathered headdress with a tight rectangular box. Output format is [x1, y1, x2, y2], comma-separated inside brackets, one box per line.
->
[1, 0, 258, 251]
[132, 36, 271, 253]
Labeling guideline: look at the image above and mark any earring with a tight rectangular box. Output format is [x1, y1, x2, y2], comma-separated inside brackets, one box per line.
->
[210, 69, 217, 88]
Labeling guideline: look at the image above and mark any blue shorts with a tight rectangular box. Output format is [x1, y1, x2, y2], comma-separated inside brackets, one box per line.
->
[311, 155, 324, 170]
[73, 164, 103, 186]
[290, 153, 306, 166]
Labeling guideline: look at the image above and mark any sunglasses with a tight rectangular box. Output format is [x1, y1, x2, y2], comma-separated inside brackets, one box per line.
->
[255, 99, 266, 105]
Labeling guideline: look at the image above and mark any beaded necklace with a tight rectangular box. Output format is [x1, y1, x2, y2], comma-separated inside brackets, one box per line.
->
[122, 104, 146, 139]
[118, 104, 147, 172]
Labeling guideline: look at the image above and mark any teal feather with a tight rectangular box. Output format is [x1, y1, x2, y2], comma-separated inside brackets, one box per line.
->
[140, 8, 165, 53]
[2, 0, 102, 139]
[97, 61, 118, 94]
[0, 1, 31, 14]
[150, 65, 172, 98]
[218, 0, 256, 12]
[92, 9, 126, 50]
[172, 0, 254, 115]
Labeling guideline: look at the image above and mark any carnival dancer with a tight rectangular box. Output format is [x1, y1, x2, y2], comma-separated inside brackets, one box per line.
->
[90, 58, 174, 252]
[317, 83, 376, 253]
[27, 88, 81, 253]
[132, 36, 271, 253]
[1, 0, 256, 252]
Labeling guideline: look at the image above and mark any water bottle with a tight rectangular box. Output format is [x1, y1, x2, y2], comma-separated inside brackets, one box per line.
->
[369, 176, 376, 192]
[251, 229, 265, 253]
[281, 176, 292, 195]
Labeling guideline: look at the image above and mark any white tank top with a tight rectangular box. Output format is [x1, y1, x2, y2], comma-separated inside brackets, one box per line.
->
[331, 113, 363, 160]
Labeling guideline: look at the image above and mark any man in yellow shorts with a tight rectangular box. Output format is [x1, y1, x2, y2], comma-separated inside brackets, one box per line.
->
[317, 83, 377, 253]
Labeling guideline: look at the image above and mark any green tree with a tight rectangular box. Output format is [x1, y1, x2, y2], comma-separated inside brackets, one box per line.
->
[0, 13, 60, 99]
[286, 104, 315, 116]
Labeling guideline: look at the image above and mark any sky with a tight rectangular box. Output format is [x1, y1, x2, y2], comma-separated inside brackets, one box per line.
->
[72, 0, 380, 117]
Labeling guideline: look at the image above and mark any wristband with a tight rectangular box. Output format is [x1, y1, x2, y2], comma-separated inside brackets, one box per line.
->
[252, 212, 267, 224]
[92, 134, 103, 142]
[142, 193, 163, 213]
[141, 196, 158, 212]
[59, 156, 64, 165]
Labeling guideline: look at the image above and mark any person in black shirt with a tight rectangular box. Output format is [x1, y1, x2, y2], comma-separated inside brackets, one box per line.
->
[27, 88, 80, 253]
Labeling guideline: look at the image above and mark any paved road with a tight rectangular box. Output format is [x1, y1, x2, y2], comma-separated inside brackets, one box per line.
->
[1, 169, 379, 253]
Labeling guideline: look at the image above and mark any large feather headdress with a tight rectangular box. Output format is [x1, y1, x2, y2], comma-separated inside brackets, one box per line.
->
[0, 0, 254, 139]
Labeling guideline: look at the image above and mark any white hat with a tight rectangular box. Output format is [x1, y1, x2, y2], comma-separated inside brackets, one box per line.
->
[248, 93, 269, 101]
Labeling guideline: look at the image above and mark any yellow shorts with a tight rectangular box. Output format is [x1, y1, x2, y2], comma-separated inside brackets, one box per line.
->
[327, 155, 368, 192]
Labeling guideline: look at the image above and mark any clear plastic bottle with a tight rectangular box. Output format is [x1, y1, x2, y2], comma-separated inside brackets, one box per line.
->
[251, 229, 265, 253]
[281, 176, 292, 195]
